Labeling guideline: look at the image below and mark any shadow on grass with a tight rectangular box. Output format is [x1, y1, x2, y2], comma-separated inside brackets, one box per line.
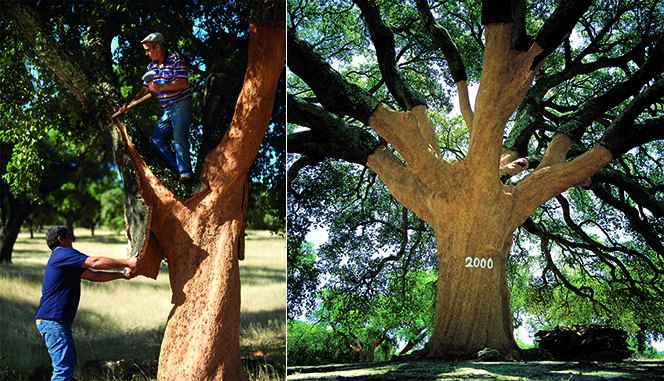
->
[287, 359, 664, 381]
[0, 261, 45, 286]
[240, 265, 286, 285]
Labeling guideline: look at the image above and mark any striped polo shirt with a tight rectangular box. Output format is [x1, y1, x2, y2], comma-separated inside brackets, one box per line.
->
[144, 51, 192, 107]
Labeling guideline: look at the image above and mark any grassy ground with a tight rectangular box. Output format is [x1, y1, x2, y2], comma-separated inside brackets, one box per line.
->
[0, 228, 285, 380]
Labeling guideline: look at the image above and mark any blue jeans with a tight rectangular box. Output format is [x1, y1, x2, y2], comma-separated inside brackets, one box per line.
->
[36, 319, 76, 381]
[151, 97, 194, 177]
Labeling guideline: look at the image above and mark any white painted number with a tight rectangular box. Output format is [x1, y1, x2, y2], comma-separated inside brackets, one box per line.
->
[465, 257, 493, 269]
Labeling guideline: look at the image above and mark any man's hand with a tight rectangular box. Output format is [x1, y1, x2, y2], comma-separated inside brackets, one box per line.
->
[126, 256, 143, 271]
[148, 82, 160, 92]
[119, 86, 150, 114]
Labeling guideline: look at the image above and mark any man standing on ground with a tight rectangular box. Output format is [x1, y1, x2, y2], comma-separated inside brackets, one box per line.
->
[119, 32, 195, 184]
[35, 226, 142, 381]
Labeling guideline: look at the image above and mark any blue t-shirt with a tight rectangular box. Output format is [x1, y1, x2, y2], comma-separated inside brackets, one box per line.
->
[35, 247, 88, 322]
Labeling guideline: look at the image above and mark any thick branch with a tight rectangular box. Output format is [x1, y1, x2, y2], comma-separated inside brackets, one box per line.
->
[415, 0, 468, 83]
[537, 133, 576, 169]
[530, 0, 592, 69]
[288, 93, 381, 165]
[206, 22, 285, 191]
[467, 23, 543, 177]
[365, 146, 437, 225]
[287, 28, 380, 123]
[368, 104, 451, 196]
[287, 131, 363, 169]
[514, 144, 613, 227]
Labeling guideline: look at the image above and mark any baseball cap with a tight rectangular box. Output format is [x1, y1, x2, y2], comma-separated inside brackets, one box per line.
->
[141, 32, 165, 44]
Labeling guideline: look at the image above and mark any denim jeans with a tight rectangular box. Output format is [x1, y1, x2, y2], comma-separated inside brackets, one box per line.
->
[36, 319, 76, 381]
[151, 97, 194, 177]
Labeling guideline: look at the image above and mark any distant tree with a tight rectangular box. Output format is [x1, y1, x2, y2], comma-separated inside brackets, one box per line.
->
[100, 187, 126, 233]
[287, 320, 363, 366]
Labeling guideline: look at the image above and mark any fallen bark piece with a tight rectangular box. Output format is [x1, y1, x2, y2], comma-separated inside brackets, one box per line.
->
[534, 324, 634, 361]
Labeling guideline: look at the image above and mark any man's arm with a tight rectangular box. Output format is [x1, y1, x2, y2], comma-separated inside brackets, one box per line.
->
[80, 269, 127, 282]
[83, 255, 142, 271]
[80, 256, 142, 282]
[149, 78, 188, 92]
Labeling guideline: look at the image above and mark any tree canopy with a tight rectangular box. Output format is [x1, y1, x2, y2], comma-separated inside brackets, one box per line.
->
[287, 0, 664, 360]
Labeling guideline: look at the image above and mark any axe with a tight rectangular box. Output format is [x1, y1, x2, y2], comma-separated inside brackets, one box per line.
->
[105, 71, 156, 129]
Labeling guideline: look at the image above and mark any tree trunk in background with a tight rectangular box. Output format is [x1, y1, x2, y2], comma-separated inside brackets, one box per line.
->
[0, 202, 36, 263]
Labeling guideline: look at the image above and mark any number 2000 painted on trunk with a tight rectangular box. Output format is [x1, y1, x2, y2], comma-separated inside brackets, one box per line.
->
[465, 257, 493, 269]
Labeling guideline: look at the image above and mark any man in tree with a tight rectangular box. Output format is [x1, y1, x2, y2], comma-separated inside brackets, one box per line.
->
[119, 32, 195, 184]
[35, 226, 142, 381]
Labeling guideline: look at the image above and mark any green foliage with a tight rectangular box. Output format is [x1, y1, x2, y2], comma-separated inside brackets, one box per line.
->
[288, 158, 438, 360]
[0, 13, 95, 202]
[100, 186, 126, 233]
[287, 319, 375, 366]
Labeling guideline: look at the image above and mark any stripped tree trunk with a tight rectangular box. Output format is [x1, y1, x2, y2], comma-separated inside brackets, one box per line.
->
[120, 22, 285, 380]
[364, 23, 612, 360]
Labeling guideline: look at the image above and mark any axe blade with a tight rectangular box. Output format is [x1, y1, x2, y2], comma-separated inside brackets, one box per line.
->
[142, 71, 156, 83]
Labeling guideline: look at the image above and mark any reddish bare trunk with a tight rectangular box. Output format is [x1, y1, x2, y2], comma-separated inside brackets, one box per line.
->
[156, 178, 248, 380]
[115, 21, 284, 380]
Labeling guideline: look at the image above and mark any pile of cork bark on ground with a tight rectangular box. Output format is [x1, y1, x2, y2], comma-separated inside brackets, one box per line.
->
[535, 324, 634, 361]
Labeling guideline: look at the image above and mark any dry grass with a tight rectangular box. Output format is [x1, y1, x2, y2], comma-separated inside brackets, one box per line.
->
[0, 228, 285, 380]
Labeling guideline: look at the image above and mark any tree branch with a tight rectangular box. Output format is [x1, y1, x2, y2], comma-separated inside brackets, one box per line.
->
[530, 0, 591, 69]
[556, 34, 664, 142]
[287, 93, 381, 165]
[287, 27, 380, 123]
[594, 167, 664, 218]
[600, 78, 664, 157]
[514, 144, 613, 227]
[367, 104, 452, 200]
[415, 0, 468, 83]
[592, 184, 664, 257]
[365, 145, 437, 225]
[354, 0, 427, 111]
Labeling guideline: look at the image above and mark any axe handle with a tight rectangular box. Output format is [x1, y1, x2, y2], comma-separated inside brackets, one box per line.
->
[110, 93, 153, 118]
[105, 93, 153, 129]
